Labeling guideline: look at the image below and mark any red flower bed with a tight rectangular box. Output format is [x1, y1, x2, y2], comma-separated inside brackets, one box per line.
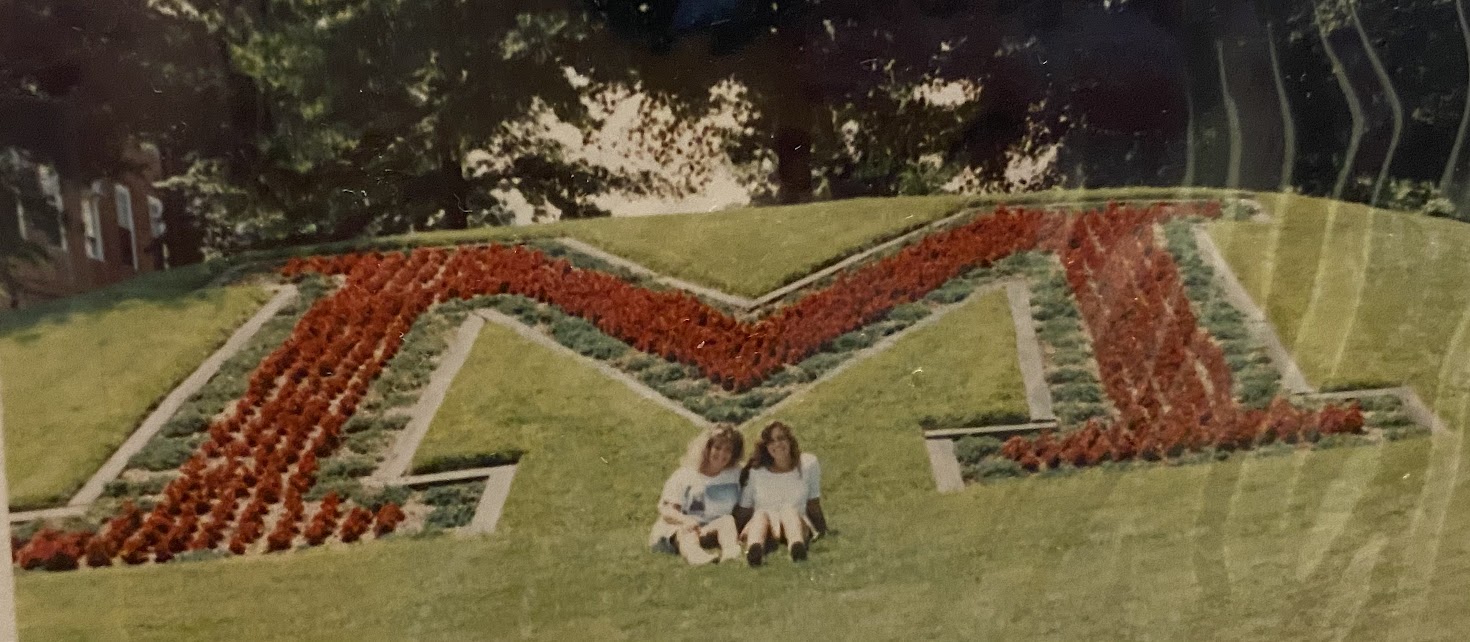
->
[997, 206, 1365, 470]
[284, 203, 1214, 392]
[21, 200, 1266, 569]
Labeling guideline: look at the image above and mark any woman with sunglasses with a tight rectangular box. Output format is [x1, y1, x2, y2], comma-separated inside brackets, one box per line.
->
[648, 425, 746, 565]
[735, 421, 828, 566]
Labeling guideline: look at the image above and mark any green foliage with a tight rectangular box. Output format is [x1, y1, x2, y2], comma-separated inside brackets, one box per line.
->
[173, 550, 233, 564]
[1385, 179, 1442, 212]
[963, 457, 1025, 481]
[682, 396, 755, 424]
[422, 482, 486, 507]
[637, 361, 690, 386]
[829, 328, 879, 352]
[306, 478, 363, 503]
[1055, 403, 1108, 425]
[762, 367, 810, 388]
[103, 476, 172, 499]
[1367, 411, 1414, 428]
[345, 413, 410, 434]
[1423, 197, 1464, 221]
[885, 303, 931, 324]
[345, 430, 396, 457]
[128, 437, 196, 472]
[923, 280, 973, 304]
[161, 407, 212, 438]
[347, 485, 413, 512]
[1356, 394, 1404, 413]
[550, 316, 629, 360]
[1052, 383, 1102, 404]
[1221, 199, 1261, 221]
[1045, 367, 1094, 386]
[319, 455, 378, 481]
[953, 436, 1005, 466]
[796, 352, 845, 379]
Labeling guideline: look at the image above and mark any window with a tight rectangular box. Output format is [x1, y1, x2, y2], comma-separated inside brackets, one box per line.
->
[147, 195, 168, 269]
[37, 165, 64, 251]
[13, 198, 26, 242]
[81, 193, 103, 261]
[115, 184, 137, 270]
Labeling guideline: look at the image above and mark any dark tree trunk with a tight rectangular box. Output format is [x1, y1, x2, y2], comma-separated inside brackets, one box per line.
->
[768, 23, 817, 204]
[160, 190, 204, 266]
[774, 122, 814, 204]
[439, 152, 470, 230]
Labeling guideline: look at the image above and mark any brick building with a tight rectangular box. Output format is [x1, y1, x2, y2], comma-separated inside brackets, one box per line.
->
[6, 145, 169, 307]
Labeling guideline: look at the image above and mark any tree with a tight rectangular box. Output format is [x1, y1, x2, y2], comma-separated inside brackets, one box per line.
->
[228, 2, 648, 243]
[0, 151, 63, 308]
[579, 1, 1013, 202]
[0, 0, 256, 265]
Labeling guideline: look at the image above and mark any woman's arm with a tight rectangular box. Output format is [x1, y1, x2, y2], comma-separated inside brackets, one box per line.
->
[659, 501, 700, 529]
[805, 498, 827, 536]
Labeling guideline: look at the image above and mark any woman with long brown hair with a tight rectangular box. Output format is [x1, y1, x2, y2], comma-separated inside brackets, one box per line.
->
[735, 421, 828, 566]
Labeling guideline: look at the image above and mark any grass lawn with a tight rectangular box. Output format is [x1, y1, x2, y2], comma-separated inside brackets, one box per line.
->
[0, 267, 271, 509]
[408, 319, 695, 532]
[553, 196, 971, 298]
[20, 190, 1470, 640]
[1210, 192, 1470, 395]
[240, 186, 1241, 300]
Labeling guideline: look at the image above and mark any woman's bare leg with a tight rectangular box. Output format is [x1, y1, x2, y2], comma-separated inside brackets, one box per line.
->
[675, 528, 716, 565]
[777, 506, 808, 560]
[701, 515, 741, 562]
[742, 511, 773, 566]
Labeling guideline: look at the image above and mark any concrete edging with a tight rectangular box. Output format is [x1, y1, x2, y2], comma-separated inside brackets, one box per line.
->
[923, 421, 1058, 440]
[555, 237, 756, 310]
[67, 285, 300, 507]
[372, 313, 487, 480]
[925, 439, 965, 494]
[1005, 280, 1056, 422]
[1192, 225, 1315, 394]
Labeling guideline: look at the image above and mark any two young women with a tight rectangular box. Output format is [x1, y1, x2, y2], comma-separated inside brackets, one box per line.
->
[648, 421, 827, 566]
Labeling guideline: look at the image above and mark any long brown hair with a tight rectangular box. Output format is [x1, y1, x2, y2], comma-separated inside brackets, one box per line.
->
[744, 421, 802, 477]
[682, 424, 744, 473]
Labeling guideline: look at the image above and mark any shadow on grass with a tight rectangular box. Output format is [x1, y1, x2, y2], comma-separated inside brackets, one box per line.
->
[0, 262, 235, 341]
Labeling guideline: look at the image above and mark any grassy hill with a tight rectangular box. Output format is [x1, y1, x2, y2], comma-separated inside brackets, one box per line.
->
[12, 189, 1470, 640]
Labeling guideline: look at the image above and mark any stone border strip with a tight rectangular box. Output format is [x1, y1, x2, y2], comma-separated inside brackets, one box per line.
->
[925, 439, 965, 493]
[744, 280, 1013, 427]
[7, 505, 86, 524]
[923, 421, 1059, 440]
[745, 207, 982, 311]
[372, 312, 488, 480]
[369, 466, 507, 487]
[465, 465, 517, 535]
[1005, 280, 1056, 421]
[361, 465, 518, 536]
[67, 285, 300, 508]
[1192, 225, 1315, 394]
[555, 237, 756, 310]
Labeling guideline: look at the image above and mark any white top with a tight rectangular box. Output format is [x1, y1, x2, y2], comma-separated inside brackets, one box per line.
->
[739, 453, 821, 512]
[659, 465, 742, 526]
